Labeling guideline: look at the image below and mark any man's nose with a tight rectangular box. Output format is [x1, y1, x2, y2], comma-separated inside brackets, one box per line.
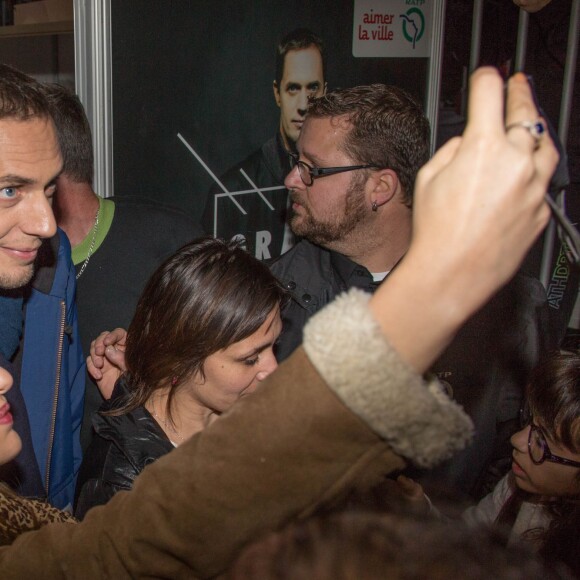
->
[21, 193, 57, 239]
[297, 89, 308, 116]
[285, 165, 304, 190]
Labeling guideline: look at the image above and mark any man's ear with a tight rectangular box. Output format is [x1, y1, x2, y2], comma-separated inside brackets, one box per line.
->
[273, 81, 281, 108]
[368, 169, 400, 208]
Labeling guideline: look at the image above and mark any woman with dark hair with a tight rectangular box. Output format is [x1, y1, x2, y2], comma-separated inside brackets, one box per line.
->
[463, 350, 580, 575]
[74, 237, 286, 518]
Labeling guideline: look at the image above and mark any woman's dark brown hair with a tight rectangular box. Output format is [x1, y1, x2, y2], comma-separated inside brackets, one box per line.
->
[115, 237, 286, 420]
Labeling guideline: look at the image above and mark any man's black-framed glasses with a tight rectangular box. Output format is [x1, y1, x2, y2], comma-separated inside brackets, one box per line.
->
[289, 152, 379, 186]
[527, 423, 580, 468]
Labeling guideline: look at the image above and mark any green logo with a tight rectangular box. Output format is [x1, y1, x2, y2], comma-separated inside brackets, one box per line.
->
[400, 8, 425, 49]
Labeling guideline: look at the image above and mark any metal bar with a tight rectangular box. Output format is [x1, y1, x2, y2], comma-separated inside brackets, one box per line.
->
[73, 0, 89, 147]
[427, 0, 447, 155]
[514, 8, 529, 72]
[469, 0, 484, 74]
[558, 0, 579, 144]
[539, 0, 579, 288]
[73, 0, 113, 198]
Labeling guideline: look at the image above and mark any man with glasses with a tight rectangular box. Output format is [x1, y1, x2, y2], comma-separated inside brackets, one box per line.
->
[270, 83, 555, 501]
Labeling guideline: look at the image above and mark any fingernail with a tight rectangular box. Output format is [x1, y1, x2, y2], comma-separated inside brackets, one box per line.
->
[511, 72, 527, 83]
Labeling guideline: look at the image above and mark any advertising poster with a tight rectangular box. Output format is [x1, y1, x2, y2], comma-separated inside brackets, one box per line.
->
[112, 0, 432, 259]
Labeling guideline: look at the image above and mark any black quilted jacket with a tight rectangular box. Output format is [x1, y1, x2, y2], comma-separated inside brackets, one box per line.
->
[74, 378, 174, 520]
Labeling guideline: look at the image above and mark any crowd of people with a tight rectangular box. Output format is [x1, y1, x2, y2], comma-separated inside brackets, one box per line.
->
[0, 10, 579, 579]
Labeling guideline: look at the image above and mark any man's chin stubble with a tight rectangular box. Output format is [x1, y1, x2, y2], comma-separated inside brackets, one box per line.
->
[290, 214, 346, 246]
[0, 265, 35, 290]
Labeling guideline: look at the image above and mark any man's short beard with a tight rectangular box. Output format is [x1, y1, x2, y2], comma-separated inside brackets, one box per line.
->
[290, 175, 367, 247]
[0, 265, 35, 290]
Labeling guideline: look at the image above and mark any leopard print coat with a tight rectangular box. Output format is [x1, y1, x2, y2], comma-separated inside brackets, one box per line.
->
[0, 484, 76, 545]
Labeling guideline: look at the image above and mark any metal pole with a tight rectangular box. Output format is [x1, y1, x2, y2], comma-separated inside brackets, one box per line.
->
[469, 0, 484, 74]
[73, 0, 113, 198]
[558, 0, 579, 145]
[427, 0, 447, 155]
[539, 0, 579, 288]
[514, 8, 528, 72]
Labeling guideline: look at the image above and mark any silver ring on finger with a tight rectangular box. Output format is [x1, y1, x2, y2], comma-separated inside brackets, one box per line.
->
[505, 119, 546, 149]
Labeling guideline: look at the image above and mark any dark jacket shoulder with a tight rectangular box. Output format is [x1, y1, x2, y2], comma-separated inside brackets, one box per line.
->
[111, 195, 203, 239]
[75, 378, 174, 519]
[269, 239, 336, 310]
[269, 240, 339, 361]
[215, 135, 288, 193]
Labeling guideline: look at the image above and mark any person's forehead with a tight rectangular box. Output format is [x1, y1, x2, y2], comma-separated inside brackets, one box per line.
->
[298, 116, 351, 161]
[0, 115, 58, 146]
[0, 116, 61, 175]
[281, 46, 324, 83]
[220, 308, 282, 357]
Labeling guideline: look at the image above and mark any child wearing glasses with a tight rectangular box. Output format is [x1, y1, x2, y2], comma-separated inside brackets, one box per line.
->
[464, 352, 580, 552]
[461, 350, 580, 574]
[399, 350, 579, 576]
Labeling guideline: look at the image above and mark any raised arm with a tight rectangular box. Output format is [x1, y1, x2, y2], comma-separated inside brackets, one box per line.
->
[369, 69, 554, 372]
[0, 69, 557, 579]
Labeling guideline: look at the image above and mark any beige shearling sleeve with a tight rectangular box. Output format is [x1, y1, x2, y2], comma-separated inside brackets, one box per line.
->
[303, 289, 474, 468]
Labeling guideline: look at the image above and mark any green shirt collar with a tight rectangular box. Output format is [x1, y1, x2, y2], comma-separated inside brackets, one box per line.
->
[71, 197, 115, 266]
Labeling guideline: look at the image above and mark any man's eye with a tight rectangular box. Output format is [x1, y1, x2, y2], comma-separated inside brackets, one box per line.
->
[0, 187, 17, 199]
[45, 184, 57, 203]
[244, 356, 259, 367]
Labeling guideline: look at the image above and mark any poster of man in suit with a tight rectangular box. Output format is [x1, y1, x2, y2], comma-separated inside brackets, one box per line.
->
[111, 0, 431, 260]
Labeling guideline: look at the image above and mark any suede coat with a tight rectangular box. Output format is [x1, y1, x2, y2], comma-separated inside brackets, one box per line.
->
[0, 291, 472, 578]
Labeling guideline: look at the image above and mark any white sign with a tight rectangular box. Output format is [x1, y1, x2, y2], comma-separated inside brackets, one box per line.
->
[352, 0, 432, 58]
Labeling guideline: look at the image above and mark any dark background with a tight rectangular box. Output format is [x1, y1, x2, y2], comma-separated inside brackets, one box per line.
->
[111, 0, 429, 223]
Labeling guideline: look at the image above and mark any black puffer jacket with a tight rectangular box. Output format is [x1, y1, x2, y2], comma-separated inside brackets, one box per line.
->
[74, 378, 174, 519]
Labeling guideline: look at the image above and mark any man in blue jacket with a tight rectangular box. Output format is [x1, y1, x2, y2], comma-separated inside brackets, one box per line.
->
[0, 66, 85, 510]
